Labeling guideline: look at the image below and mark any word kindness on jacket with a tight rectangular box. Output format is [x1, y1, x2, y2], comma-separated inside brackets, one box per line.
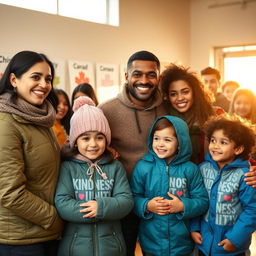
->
[73, 178, 114, 201]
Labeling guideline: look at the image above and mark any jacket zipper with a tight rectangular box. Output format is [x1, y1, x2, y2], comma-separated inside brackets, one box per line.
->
[209, 167, 222, 255]
[69, 232, 77, 256]
[113, 230, 122, 253]
[92, 168, 99, 256]
[166, 164, 171, 255]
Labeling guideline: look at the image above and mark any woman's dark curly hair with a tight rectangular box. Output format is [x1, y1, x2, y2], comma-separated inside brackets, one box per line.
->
[160, 63, 215, 128]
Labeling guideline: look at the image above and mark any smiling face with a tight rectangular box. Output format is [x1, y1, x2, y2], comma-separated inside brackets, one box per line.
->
[125, 60, 160, 107]
[168, 80, 194, 113]
[152, 126, 178, 163]
[209, 129, 243, 169]
[223, 84, 238, 101]
[10, 61, 52, 106]
[76, 131, 106, 160]
[56, 94, 69, 121]
[233, 94, 252, 119]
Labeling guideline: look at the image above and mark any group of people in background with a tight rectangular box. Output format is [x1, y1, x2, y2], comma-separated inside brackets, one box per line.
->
[0, 49, 255, 256]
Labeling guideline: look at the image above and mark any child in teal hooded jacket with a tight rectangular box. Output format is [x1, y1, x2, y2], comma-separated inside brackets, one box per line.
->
[130, 115, 209, 256]
[55, 96, 133, 256]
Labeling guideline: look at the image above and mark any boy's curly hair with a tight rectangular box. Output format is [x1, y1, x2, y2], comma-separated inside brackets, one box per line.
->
[204, 115, 256, 160]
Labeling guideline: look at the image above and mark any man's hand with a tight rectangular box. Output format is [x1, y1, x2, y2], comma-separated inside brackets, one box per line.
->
[191, 231, 203, 245]
[218, 239, 236, 252]
[244, 166, 256, 187]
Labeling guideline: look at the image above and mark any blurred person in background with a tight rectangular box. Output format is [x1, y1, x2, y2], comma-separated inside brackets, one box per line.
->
[53, 88, 72, 147]
[201, 66, 230, 112]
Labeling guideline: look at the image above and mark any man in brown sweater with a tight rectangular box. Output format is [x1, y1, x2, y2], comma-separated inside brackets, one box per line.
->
[99, 51, 167, 256]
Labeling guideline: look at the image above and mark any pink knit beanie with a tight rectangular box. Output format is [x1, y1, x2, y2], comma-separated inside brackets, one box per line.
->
[69, 96, 111, 148]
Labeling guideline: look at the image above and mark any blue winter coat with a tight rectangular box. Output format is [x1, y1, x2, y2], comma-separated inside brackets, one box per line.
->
[130, 115, 209, 256]
[191, 152, 256, 256]
[55, 155, 134, 256]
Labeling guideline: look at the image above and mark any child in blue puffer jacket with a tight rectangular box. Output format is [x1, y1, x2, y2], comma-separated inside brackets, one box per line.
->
[191, 115, 256, 256]
[130, 115, 209, 256]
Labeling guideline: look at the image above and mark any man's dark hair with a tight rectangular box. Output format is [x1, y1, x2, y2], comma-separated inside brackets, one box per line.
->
[127, 50, 160, 70]
[201, 66, 221, 81]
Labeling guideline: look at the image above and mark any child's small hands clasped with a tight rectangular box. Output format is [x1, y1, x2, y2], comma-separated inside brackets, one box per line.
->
[166, 192, 184, 213]
[147, 197, 170, 215]
[218, 239, 236, 252]
[191, 231, 203, 245]
[80, 200, 98, 218]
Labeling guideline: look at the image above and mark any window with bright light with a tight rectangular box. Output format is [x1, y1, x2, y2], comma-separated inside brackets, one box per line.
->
[0, 0, 57, 14]
[0, 0, 119, 26]
[214, 45, 256, 94]
[224, 56, 256, 93]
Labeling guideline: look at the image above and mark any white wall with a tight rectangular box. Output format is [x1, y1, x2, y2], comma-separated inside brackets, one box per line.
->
[190, 0, 256, 72]
[0, 0, 190, 95]
[1, 0, 256, 89]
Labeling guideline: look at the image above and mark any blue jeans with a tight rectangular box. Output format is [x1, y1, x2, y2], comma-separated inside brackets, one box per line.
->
[0, 240, 59, 256]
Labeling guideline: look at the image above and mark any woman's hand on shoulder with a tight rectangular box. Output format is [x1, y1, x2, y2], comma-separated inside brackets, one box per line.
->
[244, 165, 256, 187]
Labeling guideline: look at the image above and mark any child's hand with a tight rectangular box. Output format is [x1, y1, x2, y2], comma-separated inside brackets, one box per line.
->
[166, 192, 184, 213]
[147, 197, 170, 215]
[80, 200, 98, 218]
[191, 231, 203, 245]
[218, 239, 236, 252]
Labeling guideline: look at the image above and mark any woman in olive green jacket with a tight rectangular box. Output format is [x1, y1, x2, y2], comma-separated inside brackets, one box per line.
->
[0, 51, 63, 256]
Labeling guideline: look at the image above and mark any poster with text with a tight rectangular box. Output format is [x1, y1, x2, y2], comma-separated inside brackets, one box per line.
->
[96, 63, 119, 103]
[0, 53, 13, 80]
[52, 58, 66, 91]
[68, 60, 95, 96]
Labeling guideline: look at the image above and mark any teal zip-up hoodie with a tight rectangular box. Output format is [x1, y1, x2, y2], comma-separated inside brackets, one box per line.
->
[130, 115, 209, 256]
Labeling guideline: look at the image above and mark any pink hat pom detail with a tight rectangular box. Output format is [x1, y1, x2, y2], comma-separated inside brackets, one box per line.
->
[73, 96, 95, 112]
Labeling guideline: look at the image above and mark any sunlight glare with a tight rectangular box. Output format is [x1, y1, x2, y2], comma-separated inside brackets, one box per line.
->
[224, 56, 256, 94]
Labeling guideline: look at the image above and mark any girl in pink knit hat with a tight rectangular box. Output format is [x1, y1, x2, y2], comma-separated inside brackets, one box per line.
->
[55, 96, 134, 256]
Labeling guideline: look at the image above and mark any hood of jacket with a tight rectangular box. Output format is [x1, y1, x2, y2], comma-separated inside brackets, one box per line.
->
[204, 151, 250, 171]
[147, 115, 192, 165]
[117, 84, 163, 110]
